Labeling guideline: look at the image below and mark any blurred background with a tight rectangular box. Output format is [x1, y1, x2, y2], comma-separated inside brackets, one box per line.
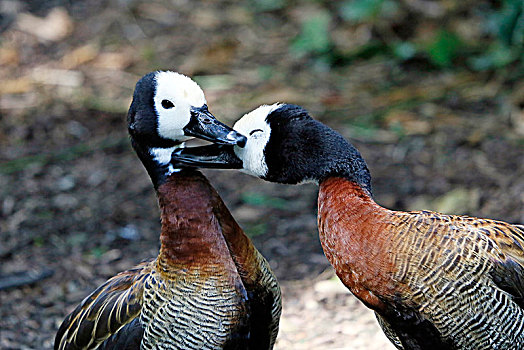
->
[0, 0, 522, 348]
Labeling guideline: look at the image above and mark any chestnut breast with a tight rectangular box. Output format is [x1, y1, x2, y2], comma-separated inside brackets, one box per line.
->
[156, 171, 240, 279]
[318, 177, 400, 310]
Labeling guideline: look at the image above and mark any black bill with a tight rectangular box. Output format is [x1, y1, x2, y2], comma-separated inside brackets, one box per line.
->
[183, 105, 247, 147]
[171, 144, 243, 169]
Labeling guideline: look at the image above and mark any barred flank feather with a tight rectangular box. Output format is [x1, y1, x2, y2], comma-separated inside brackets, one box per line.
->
[55, 172, 281, 350]
[319, 177, 524, 349]
[55, 261, 151, 350]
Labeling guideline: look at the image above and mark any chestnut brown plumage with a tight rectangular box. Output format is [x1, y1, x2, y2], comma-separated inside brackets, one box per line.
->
[55, 172, 280, 350]
[319, 177, 524, 349]
[173, 103, 524, 349]
[54, 72, 280, 350]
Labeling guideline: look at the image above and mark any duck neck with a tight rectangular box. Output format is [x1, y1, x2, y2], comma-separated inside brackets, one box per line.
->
[317, 177, 381, 274]
[315, 128, 373, 195]
[265, 120, 372, 195]
[318, 177, 391, 310]
[307, 140, 373, 196]
[319, 177, 379, 214]
[131, 138, 180, 189]
[155, 170, 233, 274]
[318, 151, 373, 196]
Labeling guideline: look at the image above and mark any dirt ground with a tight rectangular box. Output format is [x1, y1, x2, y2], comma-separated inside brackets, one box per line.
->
[0, 1, 523, 349]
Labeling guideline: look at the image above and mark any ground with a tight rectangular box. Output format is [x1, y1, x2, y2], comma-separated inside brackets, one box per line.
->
[0, 1, 523, 349]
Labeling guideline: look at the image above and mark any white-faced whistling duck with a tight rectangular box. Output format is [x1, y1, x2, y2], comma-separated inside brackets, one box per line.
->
[54, 72, 281, 350]
[174, 103, 524, 349]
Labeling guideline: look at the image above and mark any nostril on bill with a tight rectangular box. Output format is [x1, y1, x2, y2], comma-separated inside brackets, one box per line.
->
[226, 131, 247, 147]
[237, 138, 247, 148]
[231, 132, 247, 148]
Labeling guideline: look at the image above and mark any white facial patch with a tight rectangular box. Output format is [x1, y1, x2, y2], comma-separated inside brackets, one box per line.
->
[233, 103, 281, 177]
[154, 71, 207, 141]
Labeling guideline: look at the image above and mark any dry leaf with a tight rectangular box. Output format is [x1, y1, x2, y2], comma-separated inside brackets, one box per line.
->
[92, 52, 132, 70]
[385, 110, 432, 135]
[0, 46, 20, 66]
[180, 40, 239, 75]
[61, 44, 99, 69]
[191, 8, 222, 29]
[31, 67, 83, 87]
[16, 7, 73, 42]
[0, 77, 33, 95]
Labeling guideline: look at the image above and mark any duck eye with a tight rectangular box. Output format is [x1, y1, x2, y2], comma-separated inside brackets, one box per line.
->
[161, 100, 175, 109]
[249, 129, 263, 136]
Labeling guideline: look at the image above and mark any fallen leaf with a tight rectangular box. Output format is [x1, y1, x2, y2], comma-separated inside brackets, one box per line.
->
[92, 52, 132, 70]
[0, 46, 20, 66]
[0, 78, 33, 95]
[191, 8, 222, 29]
[61, 44, 99, 69]
[385, 110, 432, 135]
[16, 7, 73, 42]
[31, 67, 84, 87]
[180, 40, 239, 75]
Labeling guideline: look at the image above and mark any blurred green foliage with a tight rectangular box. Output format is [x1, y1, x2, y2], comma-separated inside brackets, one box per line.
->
[469, 0, 523, 70]
[245, 222, 268, 237]
[249, 0, 286, 12]
[339, 0, 398, 23]
[283, 0, 523, 74]
[291, 9, 333, 67]
[427, 30, 462, 68]
[90, 246, 107, 259]
[495, 0, 523, 46]
[291, 10, 331, 57]
[241, 192, 289, 210]
[33, 236, 45, 248]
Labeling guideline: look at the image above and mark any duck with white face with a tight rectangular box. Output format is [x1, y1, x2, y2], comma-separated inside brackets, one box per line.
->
[172, 103, 371, 190]
[55, 74, 282, 350]
[172, 103, 524, 350]
[127, 70, 246, 188]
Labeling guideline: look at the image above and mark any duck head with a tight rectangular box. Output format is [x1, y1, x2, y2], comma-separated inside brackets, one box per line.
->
[127, 71, 246, 188]
[173, 103, 372, 194]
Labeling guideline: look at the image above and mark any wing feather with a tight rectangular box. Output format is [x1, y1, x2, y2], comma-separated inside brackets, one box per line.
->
[483, 222, 524, 304]
[213, 193, 282, 349]
[383, 211, 524, 348]
[397, 212, 524, 305]
[55, 260, 153, 350]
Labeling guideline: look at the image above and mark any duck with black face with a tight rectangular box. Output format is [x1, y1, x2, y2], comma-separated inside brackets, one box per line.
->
[55, 72, 281, 350]
[174, 103, 524, 349]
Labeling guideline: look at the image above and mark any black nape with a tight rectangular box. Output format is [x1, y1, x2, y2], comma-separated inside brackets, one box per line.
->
[263, 104, 372, 195]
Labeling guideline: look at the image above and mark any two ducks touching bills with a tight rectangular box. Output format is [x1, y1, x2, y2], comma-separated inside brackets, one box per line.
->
[56, 71, 524, 350]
